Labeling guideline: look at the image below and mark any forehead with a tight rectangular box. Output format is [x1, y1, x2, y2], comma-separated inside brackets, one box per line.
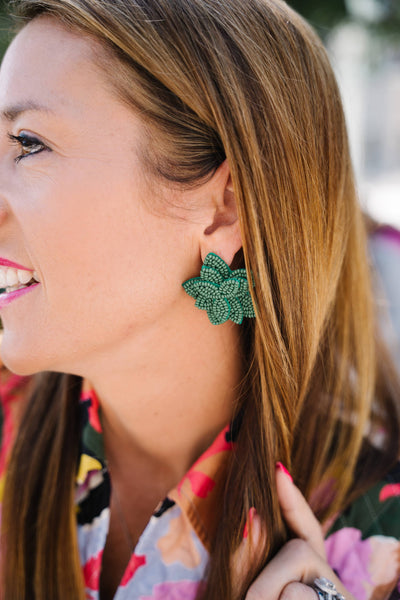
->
[0, 16, 110, 119]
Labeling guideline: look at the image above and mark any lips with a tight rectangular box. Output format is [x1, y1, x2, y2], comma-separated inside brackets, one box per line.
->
[0, 258, 35, 270]
[0, 283, 40, 310]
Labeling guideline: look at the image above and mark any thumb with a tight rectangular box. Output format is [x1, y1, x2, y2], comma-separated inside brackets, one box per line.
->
[276, 463, 326, 559]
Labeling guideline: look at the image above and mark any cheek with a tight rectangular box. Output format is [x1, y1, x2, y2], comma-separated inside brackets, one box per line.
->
[34, 193, 190, 328]
[3, 166, 196, 373]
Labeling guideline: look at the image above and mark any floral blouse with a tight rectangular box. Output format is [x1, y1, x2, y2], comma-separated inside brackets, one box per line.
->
[0, 225, 400, 599]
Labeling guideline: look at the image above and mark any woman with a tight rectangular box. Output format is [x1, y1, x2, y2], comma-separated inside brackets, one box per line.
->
[0, 0, 399, 599]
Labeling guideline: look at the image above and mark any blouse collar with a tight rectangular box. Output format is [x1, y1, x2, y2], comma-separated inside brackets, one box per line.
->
[77, 382, 236, 551]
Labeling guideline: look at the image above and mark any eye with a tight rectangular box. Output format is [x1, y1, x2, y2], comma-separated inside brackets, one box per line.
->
[8, 132, 50, 163]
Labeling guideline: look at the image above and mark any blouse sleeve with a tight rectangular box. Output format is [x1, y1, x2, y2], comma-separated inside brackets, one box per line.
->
[325, 464, 400, 600]
[324, 226, 400, 599]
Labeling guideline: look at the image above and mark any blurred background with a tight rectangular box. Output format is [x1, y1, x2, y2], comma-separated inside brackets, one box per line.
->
[0, 0, 398, 226]
[289, 0, 400, 228]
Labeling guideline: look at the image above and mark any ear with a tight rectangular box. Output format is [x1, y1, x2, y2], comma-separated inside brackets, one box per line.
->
[199, 160, 242, 266]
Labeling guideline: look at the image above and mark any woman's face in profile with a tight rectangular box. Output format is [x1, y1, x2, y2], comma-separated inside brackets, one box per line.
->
[0, 17, 202, 376]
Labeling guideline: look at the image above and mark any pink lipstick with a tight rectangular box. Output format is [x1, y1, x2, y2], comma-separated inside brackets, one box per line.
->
[0, 283, 40, 310]
[0, 257, 40, 310]
[0, 258, 33, 270]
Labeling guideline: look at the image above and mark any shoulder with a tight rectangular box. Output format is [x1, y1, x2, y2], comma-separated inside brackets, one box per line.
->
[328, 463, 400, 539]
[370, 223, 400, 255]
[325, 463, 400, 600]
[370, 225, 400, 303]
[370, 224, 400, 371]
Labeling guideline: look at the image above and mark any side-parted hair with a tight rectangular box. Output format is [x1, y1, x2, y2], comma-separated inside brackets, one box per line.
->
[2, 1, 400, 598]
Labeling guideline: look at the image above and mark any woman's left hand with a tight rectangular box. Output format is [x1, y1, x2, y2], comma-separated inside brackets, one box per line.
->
[232, 464, 355, 600]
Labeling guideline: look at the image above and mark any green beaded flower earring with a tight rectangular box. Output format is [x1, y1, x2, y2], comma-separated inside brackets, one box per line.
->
[182, 253, 256, 325]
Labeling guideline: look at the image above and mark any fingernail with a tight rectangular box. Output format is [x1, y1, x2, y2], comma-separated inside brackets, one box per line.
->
[243, 507, 256, 539]
[276, 462, 293, 482]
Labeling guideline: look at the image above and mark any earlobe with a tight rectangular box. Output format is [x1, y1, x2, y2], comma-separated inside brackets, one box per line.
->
[200, 160, 242, 267]
[182, 252, 255, 325]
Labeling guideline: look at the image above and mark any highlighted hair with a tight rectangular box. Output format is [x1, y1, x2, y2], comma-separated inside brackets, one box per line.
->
[2, 1, 400, 598]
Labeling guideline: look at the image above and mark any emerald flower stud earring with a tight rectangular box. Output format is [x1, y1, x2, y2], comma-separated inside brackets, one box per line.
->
[182, 253, 256, 325]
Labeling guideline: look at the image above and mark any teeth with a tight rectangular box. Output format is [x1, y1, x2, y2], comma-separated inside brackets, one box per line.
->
[6, 268, 19, 286]
[0, 266, 37, 289]
[18, 269, 32, 284]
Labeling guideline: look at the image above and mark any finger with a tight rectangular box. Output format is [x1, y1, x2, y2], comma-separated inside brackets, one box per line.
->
[280, 582, 319, 600]
[246, 538, 350, 600]
[276, 464, 326, 559]
[246, 538, 321, 600]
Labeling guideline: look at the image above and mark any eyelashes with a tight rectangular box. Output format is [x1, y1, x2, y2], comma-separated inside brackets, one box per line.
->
[8, 132, 50, 163]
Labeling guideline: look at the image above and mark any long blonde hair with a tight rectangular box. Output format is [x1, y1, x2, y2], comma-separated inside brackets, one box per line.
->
[2, 0, 400, 598]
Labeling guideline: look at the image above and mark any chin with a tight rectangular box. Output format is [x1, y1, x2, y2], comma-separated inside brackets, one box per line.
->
[0, 330, 49, 376]
[0, 350, 40, 377]
[0, 329, 85, 379]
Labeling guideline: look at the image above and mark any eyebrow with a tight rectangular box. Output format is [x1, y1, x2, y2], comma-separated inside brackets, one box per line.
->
[0, 101, 56, 122]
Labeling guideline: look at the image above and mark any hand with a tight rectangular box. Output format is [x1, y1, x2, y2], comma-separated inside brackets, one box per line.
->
[232, 464, 355, 600]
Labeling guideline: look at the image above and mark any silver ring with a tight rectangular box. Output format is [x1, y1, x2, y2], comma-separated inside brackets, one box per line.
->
[312, 577, 346, 600]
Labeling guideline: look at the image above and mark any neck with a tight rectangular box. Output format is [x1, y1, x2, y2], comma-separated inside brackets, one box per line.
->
[80, 306, 243, 490]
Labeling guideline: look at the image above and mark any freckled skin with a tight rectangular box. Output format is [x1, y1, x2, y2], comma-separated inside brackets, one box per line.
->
[0, 17, 203, 377]
[0, 20, 243, 585]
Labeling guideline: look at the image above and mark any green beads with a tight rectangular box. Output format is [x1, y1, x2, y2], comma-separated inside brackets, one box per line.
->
[182, 253, 255, 325]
